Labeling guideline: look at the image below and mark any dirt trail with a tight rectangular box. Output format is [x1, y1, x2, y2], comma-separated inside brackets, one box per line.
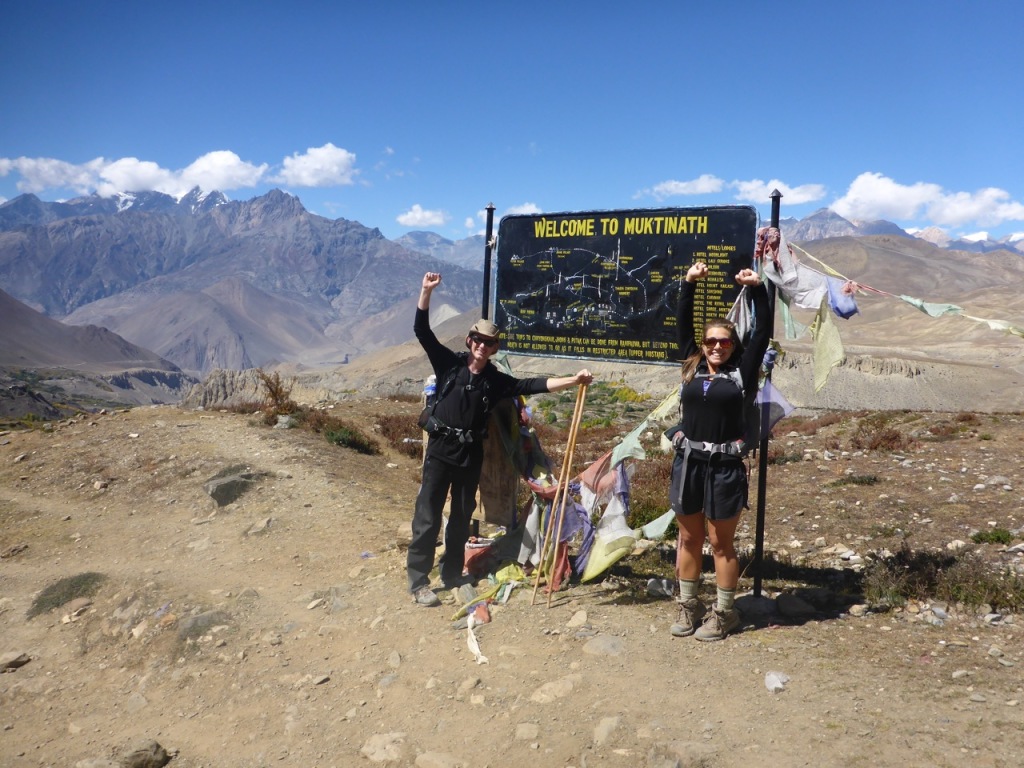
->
[1, 403, 1021, 768]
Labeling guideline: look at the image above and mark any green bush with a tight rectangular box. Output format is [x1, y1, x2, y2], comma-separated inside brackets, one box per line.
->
[971, 528, 1013, 545]
[324, 425, 379, 455]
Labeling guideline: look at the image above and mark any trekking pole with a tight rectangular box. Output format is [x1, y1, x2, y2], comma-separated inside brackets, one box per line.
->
[531, 384, 586, 605]
[546, 382, 588, 607]
[531, 383, 587, 605]
[531, 385, 583, 604]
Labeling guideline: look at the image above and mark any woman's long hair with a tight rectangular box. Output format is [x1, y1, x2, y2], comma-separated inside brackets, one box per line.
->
[679, 318, 744, 384]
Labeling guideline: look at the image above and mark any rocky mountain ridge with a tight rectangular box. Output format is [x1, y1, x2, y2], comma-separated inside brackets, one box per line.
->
[0, 190, 482, 375]
[2, 190, 1022, 418]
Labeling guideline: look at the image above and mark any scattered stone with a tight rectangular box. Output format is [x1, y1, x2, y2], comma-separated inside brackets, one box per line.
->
[566, 609, 588, 628]
[646, 578, 675, 598]
[593, 715, 620, 745]
[415, 752, 467, 768]
[530, 675, 578, 703]
[776, 592, 816, 620]
[360, 732, 406, 763]
[125, 692, 149, 714]
[119, 739, 171, 768]
[203, 466, 264, 507]
[393, 519, 415, 550]
[765, 671, 790, 693]
[0, 543, 28, 559]
[647, 740, 718, 767]
[0, 652, 30, 672]
[582, 635, 624, 656]
[177, 610, 231, 641]
[515, 723, 540, 741]
[246, 517, 273, 536]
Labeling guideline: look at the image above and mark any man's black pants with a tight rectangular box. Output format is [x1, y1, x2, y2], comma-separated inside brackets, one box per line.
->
[406, 452, 483, 592]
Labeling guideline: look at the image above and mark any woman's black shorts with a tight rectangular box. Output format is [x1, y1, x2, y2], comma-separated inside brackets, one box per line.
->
[669, 451, 747, 520]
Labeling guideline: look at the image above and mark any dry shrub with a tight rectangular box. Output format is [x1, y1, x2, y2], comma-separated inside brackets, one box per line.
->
[386, 392, 422, 404]
[776, 411, 848, 437]
[863, 542, 1024, 612]
[255, 368, 298, 415]
[849, 413, 915, 452]
[376, 413, 423, 459]
[28, 572, 107, 619]
[766, 444, 802, 465]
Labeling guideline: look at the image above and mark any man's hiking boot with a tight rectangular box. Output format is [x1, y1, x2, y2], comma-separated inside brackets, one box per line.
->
[412, 586, 441, 607]
[669, 598, 706, 637]
[694, 608, 740, 641]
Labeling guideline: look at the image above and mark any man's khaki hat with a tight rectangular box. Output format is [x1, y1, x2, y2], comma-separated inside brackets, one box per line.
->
[468, 319, 500, 340]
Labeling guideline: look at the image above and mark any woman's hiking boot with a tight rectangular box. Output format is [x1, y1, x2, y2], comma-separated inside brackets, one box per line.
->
[694, 608, 740, 641]
[669, 598, 706, 637]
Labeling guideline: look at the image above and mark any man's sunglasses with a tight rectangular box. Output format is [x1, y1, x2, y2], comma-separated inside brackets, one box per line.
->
[702, 337, 734, 349]
[469, 333, 499, 348]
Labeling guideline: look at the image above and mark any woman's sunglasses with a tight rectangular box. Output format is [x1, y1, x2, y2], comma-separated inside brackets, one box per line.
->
[702, 336, 734, 349]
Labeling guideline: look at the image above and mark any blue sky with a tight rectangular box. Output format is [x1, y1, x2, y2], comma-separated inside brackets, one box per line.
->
[2, 1, 1022, 243]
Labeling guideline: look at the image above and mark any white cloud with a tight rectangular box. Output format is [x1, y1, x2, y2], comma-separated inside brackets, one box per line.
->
[94, 158, 178, 196]
[0, 152, 268, 198]
[961, 231, 989, 242]
[731, 178, 826, 206]
[179, 151, 267, 193]
[832, 172, 1024, 228]
[925, 187, 1024, 228]
[464, 216, 476, 229]
[640, 174, 725, 200]
[397, 204, 448, 228]
[1, 146, 363, 200]
[504, 202, 542, 216]
[832, 172, 943, 221]
[274, 143, 358, 187]
[1, 156, 108, 194]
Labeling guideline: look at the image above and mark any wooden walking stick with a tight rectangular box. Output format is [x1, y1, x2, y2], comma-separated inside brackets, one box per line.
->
[546, 382, 587, 607]
[530, 382, 588, 605]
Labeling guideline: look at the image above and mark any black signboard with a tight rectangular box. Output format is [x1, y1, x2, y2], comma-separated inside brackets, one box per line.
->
[494, 206, 758, 364]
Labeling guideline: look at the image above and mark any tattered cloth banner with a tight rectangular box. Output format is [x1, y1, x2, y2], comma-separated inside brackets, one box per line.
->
[789, 240, 1024, 339]
[756, 230, 1024, 391]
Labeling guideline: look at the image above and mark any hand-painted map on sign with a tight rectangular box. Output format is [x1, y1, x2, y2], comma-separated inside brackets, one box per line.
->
[494, 206, 757, 364]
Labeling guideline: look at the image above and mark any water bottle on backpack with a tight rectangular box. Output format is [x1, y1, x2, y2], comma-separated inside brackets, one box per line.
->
[423, 374, 437, 408]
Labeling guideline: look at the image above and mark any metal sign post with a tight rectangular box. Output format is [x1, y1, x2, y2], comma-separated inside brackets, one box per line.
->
[481, 203, 496, 319]
[752, 189, 782, 598]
